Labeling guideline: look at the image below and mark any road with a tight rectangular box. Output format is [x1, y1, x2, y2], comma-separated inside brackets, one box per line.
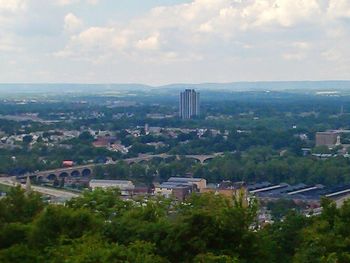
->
[0, 176, 80, 200]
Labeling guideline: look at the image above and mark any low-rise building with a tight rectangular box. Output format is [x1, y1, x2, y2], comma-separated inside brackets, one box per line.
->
[89, 179, 135, 196]
[154, 182, 194, 200]
[316, 131, 339, 147]
[167, 177, 207, 190]
[108, 143, 129, 154]
[154, 177, 206, 200]
[201, 181, 248, 206]
[93, 136, 112, 147]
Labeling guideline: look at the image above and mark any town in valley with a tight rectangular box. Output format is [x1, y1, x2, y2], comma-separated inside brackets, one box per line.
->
[2, 83, 350, 224]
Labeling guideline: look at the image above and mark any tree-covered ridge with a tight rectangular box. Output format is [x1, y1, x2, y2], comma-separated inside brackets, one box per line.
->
[0, 187, 350, 262]
[93, 150, 350, 187]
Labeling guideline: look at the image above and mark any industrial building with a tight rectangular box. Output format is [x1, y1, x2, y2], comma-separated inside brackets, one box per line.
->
[89, 179, 135, 196]
[155, 177, 206, 200]
[248, 181, 350, 207]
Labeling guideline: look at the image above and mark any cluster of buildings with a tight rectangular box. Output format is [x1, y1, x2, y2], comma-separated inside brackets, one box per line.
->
[125, 125, 227, 144]
[154, 177, 207, 200]
[88, 177, 350, 215]
[146, 113, 175, 119]
[0, 130, 80, 148]
[92, 136, 129, 154]
[312, 130, 350, 158]
[154, 178, 247, 202]
[89, 177, 248, 203]
[88, 177, 207, 200]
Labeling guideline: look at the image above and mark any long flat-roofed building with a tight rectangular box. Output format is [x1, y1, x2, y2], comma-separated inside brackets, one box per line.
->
[168, 177, 207, 190]
[89, 179, 135, 195]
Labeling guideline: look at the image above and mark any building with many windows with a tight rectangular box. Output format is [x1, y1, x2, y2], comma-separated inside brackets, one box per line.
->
[315, 131, 340, 147]
[179, 89, 200, 119]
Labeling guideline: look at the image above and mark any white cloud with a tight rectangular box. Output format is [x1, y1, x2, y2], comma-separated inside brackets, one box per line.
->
[56, 0, 78, 6]
[246, 0, 321, 27]
[54, 27, 120, 61]
[0, 0, 26, 12]
[0, 34, 21, 52]
[322, 49, 341, 61]
[292, 41, 310, 50]
[58, 0, 325, 59]
[64, 13, 83, 33]
[74, 27, 115, 46]
[135, 33, 160, 50]
[0, 0, 27, 27]
[282, 41, 311, 61]
[86, 0, 98, 5]
[282, 53, 305, 61]
[1, 0, 350, 84]
[56, 0, 98, 6]
[328, 0, 350, 19]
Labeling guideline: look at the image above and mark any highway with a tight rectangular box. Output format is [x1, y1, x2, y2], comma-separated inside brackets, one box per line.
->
[0, 176, 80, 200]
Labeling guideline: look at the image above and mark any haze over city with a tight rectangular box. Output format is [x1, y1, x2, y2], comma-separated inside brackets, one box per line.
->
[2, 1, 350, 262]
[1, 0, 350, 84]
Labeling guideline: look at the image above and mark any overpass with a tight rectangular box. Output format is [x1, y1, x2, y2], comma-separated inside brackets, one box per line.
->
[19, 152, 224, 181]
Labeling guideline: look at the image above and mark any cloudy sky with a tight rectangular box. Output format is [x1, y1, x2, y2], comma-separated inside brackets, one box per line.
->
[0, 0, 349, 85]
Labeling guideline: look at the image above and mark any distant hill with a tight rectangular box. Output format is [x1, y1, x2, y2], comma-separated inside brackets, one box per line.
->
[0, 83, 151, 94]
[1, 81, 350, 94]
[158, 81, 350, 92]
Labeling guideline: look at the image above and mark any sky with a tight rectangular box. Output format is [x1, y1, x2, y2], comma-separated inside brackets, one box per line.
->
[0, 0, 349, 85]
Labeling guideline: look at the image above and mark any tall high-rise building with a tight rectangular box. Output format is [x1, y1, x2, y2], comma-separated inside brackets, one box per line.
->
[179, 89, 200, 119]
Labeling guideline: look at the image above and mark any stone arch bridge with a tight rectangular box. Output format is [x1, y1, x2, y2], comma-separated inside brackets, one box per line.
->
[21, 153, 223, 181]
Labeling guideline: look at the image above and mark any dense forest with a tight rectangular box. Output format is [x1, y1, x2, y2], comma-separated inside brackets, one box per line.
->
[0, 187, 349, 262]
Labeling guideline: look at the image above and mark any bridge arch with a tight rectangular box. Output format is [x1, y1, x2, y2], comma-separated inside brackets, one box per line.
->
[164, 156, 176, 163]
[150, 157, 164, 164]
[82, 168, 91, 177]
[184, 157, 202, 163]
[70, 170, 80, 177]
[137, 159, 149, 165]
[47, 174, 57, 180]
[59, 172, 69, 178]
[202, 157, 215, 163]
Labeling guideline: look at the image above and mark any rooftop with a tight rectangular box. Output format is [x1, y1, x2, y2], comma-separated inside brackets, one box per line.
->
[168, 177, 204, 182]
[90, 179, 133, 184]
[159, 182, 193, 189]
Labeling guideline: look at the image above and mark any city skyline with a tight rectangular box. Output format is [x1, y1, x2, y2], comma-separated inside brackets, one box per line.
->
[0, 0, 350, 85]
